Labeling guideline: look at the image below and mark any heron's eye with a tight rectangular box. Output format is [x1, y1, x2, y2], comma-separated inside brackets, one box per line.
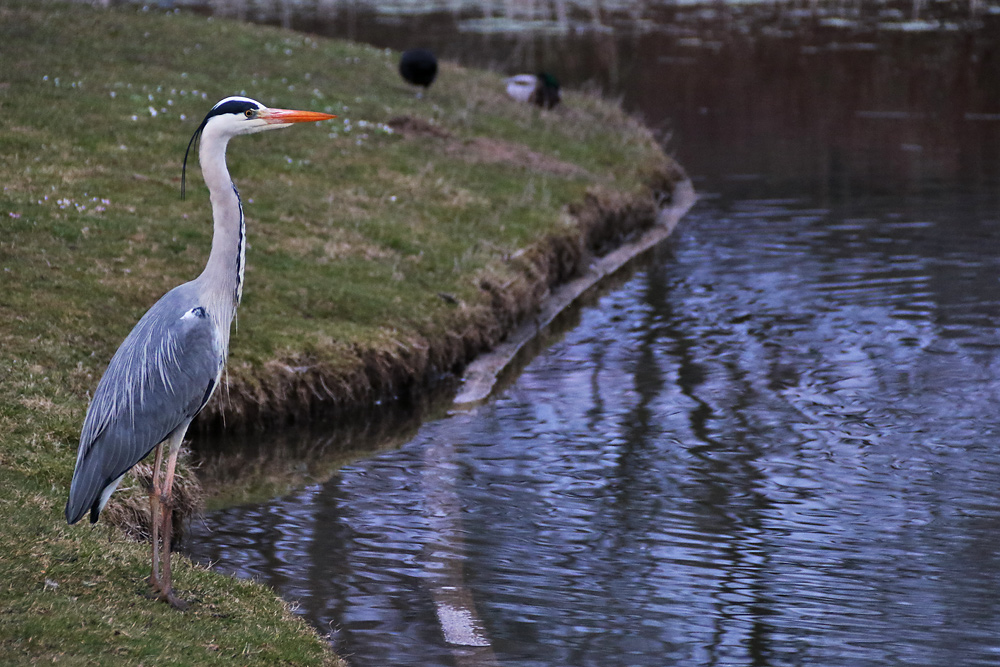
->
[244, 109, 256, 119]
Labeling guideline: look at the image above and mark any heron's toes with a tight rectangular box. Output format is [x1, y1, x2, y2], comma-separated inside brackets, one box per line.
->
[158, 589, 189, 611]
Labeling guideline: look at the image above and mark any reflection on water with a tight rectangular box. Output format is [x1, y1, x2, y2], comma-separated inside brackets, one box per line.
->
[186, 5, 1000, 667]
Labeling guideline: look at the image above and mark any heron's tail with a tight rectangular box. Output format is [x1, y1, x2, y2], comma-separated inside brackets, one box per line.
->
[66, 472, 124, 524]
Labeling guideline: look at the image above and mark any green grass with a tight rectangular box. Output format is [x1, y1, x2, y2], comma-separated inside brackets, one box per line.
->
[0, 0, 673, 663]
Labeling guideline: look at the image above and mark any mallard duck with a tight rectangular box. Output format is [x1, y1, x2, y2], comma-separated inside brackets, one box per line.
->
[505, 72, 561, 109]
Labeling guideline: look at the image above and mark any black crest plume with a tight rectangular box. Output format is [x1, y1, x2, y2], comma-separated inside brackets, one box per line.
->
[181, 116, 210, 201]
[181, 98, 260, 199]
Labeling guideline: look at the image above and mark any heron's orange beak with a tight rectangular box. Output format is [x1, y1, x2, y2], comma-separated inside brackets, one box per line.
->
[260, 108, 337, 124]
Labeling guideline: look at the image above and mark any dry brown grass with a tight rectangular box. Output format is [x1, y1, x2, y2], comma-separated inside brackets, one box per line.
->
[101, 454, 204, 544]
[389, 114, 592, 177]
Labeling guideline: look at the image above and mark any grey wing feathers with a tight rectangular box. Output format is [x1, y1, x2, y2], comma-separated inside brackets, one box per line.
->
[66, 286, 222, 524]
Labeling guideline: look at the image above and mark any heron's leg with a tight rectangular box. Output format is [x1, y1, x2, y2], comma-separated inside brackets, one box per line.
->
[157, 427, 189, 610]
[148, 441, 165, 592]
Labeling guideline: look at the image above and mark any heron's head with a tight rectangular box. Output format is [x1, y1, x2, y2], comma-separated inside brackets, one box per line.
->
[182, 96, 335, 197]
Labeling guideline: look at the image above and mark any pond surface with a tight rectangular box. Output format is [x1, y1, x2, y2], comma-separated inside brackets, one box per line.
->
[186, 4, 1000, 666]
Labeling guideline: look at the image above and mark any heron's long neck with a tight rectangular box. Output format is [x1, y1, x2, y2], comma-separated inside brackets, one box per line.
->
[196, 129, 246, 346]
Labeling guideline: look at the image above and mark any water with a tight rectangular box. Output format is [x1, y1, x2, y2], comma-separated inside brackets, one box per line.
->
[186, 4, 1000, 665]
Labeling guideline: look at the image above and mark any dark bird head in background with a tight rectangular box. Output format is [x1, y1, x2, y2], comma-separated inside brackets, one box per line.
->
[399, 48, 438, 94]
[533, 72, 561, 109]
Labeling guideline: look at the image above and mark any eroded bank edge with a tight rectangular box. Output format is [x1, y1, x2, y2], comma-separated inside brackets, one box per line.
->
[193, 161, 690, 433]
[453, 178, 696, 406]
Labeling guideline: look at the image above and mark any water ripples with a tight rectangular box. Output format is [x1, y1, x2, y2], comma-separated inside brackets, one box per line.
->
[188, 125, 1000, 667]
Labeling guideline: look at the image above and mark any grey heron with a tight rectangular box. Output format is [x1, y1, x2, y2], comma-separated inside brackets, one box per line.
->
[65, 96, 334, 609]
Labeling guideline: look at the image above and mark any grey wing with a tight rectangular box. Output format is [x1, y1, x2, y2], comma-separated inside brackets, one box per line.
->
[66, 291, 222, 524]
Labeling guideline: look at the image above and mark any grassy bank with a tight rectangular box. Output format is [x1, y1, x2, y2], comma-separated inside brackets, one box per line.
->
[0, 0, 679, 662]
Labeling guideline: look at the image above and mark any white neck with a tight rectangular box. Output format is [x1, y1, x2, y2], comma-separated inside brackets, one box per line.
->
[194, 126, 246, 353]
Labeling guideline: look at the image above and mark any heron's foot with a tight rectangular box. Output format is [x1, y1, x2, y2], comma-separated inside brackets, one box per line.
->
[158, 588, 189, 611]
[146, 574, 161, 593]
